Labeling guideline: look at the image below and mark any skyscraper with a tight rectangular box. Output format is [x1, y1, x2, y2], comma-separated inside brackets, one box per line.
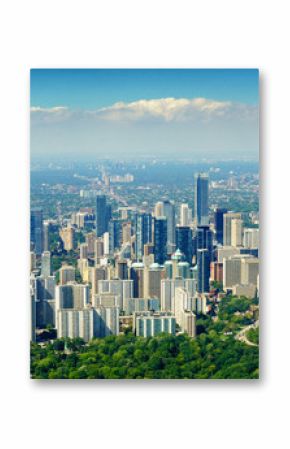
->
[175, 226, 193, 264]
[162, 200, 175, 247]
[135, 213, 153, 260]
[30, 207, 43, 255]
[180, 203, 190, 226]
[153, 217, 167, 265]
[214, 208, 228, 244]
[96, 194, 108, 237]
[194, 173, 209, 226]
[223, 212, 242, 246]
[196, 225, 213, 261]
[41, 251, 51, 278]
[197, 249, 210, 293]
[231, 218, 243, 247]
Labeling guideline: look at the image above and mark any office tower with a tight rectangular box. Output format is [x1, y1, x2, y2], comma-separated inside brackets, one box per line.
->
[60, 227, 75, 251]
[194, 173, 209, 226]
[41, 251, 51, 277]
[103, 232, 110, 256]
[34, 275, 56, 300]
[162, 200, 175, 247]
[91, 266, 106, 295]
[231, 218, 243, 247]
[30, 251, 36, 272]
[55, 283, 89, 310]
[130, 263, 145, 298]
[43, 221, 50, 251]
[223, 212, 242, 246]
[144, 263, 165, 299]
[197, 249, 210, 293]
[153, 217, 167, 265]
[134, 213, 153, 260]
[243, 228, 259, 249]
[59, 264, 76, 285]
[134, 312, 176, 337]
[196, 225, 213, 261]
[122, 222, 132, 245]
[214, 208, 228, 244]
[79, 243, 88, 259]
[161, 278, 197, 312]
[94, 238, 104, 264]
[116, 259, 128, 279]
[174, 287, 196, 338]
[30, 207, 43, 255]
[96, 194, 108, 237]
[154, 201, 164, 217]
[109, 219, 122, 254]
[98, 279, 133, 310]
[241, 257, 259, 286]
[77, 259, 89, 282]
[85, 232, 96, 256]
[94, 306, 119, 337]
[175, 226, 193, 264]
[210, 262, 223, 283]
[223, 255, 242, 289]
[180, 203, 190, 226]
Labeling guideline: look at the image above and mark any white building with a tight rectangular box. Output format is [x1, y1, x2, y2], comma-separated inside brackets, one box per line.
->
[134, 312, 176, 337]
[55, 283, 90, 310]
[98, 279, 133, 311]
[161, 278, 197, 312]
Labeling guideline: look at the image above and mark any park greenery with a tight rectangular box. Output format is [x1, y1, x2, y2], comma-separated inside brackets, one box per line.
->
[31, 295, 259, 380]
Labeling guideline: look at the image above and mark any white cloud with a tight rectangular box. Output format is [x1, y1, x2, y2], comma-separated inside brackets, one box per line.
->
[94, 97, 232, 122]
[31, 98, 258, 124]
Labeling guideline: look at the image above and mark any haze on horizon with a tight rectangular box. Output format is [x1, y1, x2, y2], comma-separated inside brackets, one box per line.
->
[30, 69, 259, 161]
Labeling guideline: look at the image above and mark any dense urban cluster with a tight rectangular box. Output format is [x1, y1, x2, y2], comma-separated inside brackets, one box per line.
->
[30, 160, 259, 379]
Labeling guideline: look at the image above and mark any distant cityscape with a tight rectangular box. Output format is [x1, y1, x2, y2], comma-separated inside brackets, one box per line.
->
[30, 158, 259, 378]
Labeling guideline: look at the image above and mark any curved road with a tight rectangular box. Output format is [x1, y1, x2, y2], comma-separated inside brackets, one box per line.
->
[235, 320, 259, 346]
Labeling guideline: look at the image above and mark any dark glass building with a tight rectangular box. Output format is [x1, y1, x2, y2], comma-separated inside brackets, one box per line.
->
[153, 217, 167, 265]
[175, 226, 193, 264]
[197, 248, 210, 293]
[108, 219, 123, 254]
[135, 213, 153, 260]
[162, 200, 176, 246]
[196, 225, 213, 261]
[194, 173, 209, 226]
[214, 208, 228, 244]
[96, 194, 109, 237]
[30, 207, 43, 255]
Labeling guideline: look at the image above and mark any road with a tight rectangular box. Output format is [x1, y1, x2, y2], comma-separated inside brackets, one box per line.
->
[235, 320, 259, 347]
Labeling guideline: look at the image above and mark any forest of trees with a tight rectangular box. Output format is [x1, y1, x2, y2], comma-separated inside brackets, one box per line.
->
[31, 296, 259, 380]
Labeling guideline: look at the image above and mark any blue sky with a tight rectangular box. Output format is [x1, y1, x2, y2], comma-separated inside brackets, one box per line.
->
[30, 69, 259, 160]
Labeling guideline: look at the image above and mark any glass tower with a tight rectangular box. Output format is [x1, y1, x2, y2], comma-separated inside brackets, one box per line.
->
[153, 217, 167, 265]
[194, 173, 209, 226]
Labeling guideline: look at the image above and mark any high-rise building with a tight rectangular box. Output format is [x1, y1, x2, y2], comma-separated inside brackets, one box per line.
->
[122, 222, 132, 245]
[243, 228, 259, 249]
[134, 213, 153, 261]
[30, 207, 43, 255]
[79, 243, 88, 259]
[41, 251, 51, 278]
[91, 266, 107, 295]
[197, 249, 210, 293]
[98, 279, 133, 311]
[60, 227, 75, 251]
[85, 232, 96, 256]
[94, 238, 104, 264]
[134, 312, 176, 337]
[43, 221, 50, 252]
[180, 203, 190, 226]
[59, 264, 76, 285]
[34, 275, 56, 300]
[55, 283, 89, 310]
[109, 219, 122, 254]
[196, 225, 213, 261]
[130, 263, 145, 298]
[56, 306, 119, 341]
[174, 287, 196, 338]
[153, 217, 167, 265]
[154, 201, 164, 218]
[96, 194, 109, 237]
[144, 263, 165, 299]
[162, 200, 175, 247]
[116, 259, 128, 279]
[231, 218, 243, 247]
[161, 278, 197, 312]
[175, 226, 193, 264]
[214, 208, 228, 244]
[223, 212, 242, 246]
[194, 173, 209, 226]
